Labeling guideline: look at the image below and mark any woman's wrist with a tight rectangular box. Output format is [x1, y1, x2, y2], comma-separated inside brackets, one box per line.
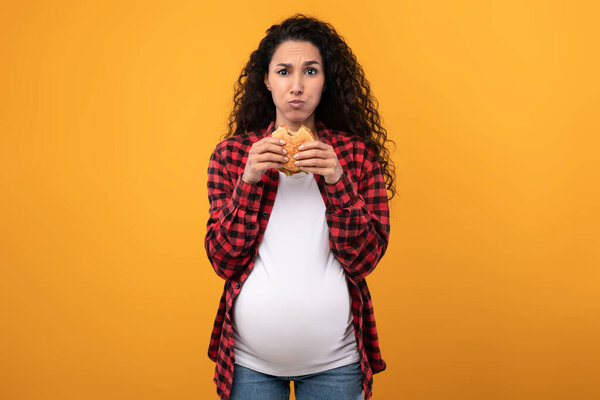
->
[242, 172, 260, 185]
[324, 166, 344, 185]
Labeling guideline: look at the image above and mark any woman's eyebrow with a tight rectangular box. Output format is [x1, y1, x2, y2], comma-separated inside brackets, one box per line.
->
[275, 61, 321, 67]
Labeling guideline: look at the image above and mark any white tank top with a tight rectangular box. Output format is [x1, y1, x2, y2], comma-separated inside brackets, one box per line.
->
[232, 171, 360, 376]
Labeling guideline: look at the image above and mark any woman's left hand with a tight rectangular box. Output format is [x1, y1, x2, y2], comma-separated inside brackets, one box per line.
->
[293, 141, 343, 184]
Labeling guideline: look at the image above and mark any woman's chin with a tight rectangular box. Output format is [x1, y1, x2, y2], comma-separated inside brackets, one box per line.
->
[282, 111, 314, 124]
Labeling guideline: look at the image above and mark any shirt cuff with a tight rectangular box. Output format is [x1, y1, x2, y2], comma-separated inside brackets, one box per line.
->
[324, 172, 359, 209]
[232, 175, 263, 211]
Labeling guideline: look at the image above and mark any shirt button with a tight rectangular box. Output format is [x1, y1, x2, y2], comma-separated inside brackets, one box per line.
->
[250, 193, 259, 200]
[262, 212, 269, 218]
[235, 283, 240, 289]
[335, 191, 343, 198]
[246, 223, 256, 230]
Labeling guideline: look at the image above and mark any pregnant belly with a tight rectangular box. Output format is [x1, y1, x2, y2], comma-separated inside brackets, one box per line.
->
[232, 270, 355, 370]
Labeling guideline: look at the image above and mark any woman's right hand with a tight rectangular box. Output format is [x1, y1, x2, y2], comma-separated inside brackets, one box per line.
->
[241, 137, 288, 184]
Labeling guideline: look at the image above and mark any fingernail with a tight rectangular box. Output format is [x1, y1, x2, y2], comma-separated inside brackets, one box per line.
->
[282, 149, 287, 154]
[294, 161, 299, 165]
[284, 157, 289, 161]
[298, 145, 304, 150]
[280, 139, 285, 144]
[293, 153, 299, 158]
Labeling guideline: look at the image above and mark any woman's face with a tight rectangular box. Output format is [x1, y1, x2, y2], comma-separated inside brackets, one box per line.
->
[264, 40, 325, 131]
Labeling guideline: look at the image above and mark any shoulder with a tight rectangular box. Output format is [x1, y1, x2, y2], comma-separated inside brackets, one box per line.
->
[322, 126, 378, 167]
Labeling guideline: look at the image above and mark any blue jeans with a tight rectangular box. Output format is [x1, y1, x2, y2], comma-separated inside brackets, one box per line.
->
[229, 362, 364, 400]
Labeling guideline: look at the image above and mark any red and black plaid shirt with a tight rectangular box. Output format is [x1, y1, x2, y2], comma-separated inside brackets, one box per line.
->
[205, 120, 389, 399]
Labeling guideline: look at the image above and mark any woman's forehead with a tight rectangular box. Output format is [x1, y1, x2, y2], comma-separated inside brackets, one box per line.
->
[270, 41, 322, 64]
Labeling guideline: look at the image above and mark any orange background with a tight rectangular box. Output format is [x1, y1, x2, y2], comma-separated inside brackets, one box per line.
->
[1, 1, 599, 399]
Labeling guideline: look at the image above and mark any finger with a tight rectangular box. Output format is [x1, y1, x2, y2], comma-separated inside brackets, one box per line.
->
[252, 137, 286, 153]
[255, 162, 285, 171]
[294, 148, 334, 160]
[298, 140, 331, 151]
[260, 136, 287, 145]
[253, 142, 288, 155]
[294, 158, 333, 168]
[255, 152, 289, 164]
[247, 160, 285, 174]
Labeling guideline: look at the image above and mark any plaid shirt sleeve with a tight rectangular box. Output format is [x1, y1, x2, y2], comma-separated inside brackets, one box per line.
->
[322, 141, 390, 282]
[204, 141, 263, 281]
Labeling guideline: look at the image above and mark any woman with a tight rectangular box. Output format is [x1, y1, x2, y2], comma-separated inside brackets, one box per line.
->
[205, 14, 396, 400]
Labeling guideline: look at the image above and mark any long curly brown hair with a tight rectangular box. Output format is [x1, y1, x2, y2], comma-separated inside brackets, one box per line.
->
[224, 14, 396, 200]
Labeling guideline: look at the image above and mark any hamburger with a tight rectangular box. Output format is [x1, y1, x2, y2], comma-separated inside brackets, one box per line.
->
[271, 124, 316, 176]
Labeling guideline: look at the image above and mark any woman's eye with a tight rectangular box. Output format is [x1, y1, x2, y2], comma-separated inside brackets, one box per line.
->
[276, 68, 317, 75]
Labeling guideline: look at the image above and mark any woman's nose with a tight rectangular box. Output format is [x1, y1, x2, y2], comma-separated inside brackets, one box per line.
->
[290, 74, 303, 95]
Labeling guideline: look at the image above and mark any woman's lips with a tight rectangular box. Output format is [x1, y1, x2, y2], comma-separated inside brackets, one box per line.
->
[289, 100, 305, 108]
